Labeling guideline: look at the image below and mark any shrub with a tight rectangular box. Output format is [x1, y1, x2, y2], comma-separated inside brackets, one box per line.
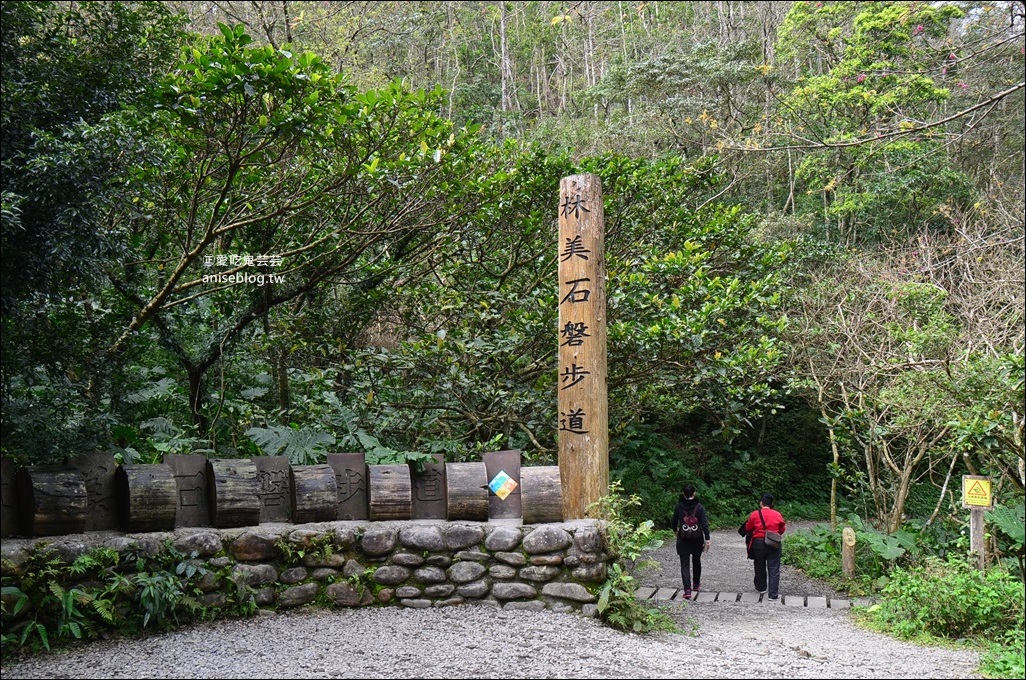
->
[589, 481, 682, 634]
[865, 555, 1024, 642]
[1, 542, 212, 658]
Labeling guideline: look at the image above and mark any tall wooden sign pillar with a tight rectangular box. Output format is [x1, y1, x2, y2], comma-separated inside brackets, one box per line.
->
[557, 174, 608, 519]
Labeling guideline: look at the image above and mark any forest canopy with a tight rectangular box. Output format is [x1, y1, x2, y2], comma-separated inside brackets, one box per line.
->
[1, 1, 1023, 530]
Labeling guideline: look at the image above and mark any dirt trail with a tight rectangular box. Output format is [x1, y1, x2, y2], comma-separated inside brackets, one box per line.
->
[636, 523, 850, 599]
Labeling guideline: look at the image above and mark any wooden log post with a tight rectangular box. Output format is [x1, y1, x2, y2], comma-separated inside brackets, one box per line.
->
[206, 459, 261, 528]
[445, 462, 489, 521]
[842, 526, 857, 580]
[115, 464, 177, 533]
[290, 464, 338, 524]
[970, 507, 986, 571]
[368, 464, 412, 521]
[521, 466, 564, 524]
[558, 173, 609, 519]
[1, 456, 19, 538]
[16, 466, 88, 537]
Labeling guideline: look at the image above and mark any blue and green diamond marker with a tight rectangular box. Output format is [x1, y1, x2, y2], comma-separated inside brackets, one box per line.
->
[488, 470, 518, 500]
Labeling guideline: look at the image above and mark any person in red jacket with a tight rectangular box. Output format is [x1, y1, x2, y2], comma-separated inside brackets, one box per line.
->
[743, 493, 786, 600]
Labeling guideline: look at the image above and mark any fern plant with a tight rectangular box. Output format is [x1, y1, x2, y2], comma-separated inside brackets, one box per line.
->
[50, 583, 90, 641]
[986, 502, 1025, 578]
[1, 541, 221, 659]
[245, 423, 336, 464]
[1, 585, 45, 653]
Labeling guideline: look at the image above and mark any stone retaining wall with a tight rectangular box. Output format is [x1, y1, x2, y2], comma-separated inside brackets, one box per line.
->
[0, 519, 611, 625]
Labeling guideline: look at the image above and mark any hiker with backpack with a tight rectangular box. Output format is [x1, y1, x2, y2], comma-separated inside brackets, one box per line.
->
[670, 483, 711, 600]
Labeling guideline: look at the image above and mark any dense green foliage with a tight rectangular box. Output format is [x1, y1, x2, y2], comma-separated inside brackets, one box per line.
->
[1, 1, 186, 309]
[1, 0, 189, 461]
[867, 555, 1024, 638]
[865, 554, 1025, 679]
[775, 1, 977, 242]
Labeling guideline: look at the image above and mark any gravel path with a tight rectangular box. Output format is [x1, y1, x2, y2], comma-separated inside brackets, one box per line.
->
[1, 525, 982, 679]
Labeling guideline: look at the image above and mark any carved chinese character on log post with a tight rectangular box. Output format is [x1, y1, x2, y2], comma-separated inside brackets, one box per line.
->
[557, 173, 609, 519]
[67, 452, 118, 531]
[164, 454, 210, 527]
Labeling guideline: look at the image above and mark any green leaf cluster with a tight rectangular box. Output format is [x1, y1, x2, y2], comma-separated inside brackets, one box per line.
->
[777, 2, 976, 241]
[589, 482, 681, 634]
[1, 543, 211, 657]
[862, 554, 1024, 649]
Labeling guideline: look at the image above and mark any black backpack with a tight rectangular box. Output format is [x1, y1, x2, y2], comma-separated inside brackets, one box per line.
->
[679, 507, 702, 541]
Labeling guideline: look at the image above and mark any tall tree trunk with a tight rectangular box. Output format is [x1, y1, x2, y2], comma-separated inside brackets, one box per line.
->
[276, 347, 291, 423]
[818, 398, 841, 531]
[498, 1, 514, 129]
[187, 365, 209, 434]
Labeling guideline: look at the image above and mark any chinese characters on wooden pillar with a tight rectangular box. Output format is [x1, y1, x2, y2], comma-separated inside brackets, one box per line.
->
[557, 174, 609, 519]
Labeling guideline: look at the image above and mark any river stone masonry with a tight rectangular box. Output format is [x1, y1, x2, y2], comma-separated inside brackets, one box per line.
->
[0, 519, 611, 622]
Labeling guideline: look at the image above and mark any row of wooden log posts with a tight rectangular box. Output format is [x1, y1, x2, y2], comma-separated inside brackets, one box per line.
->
[0, 450, 564, 539]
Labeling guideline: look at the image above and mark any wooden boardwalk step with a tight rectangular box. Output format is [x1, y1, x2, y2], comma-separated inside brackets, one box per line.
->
[635, 588, 859, 608]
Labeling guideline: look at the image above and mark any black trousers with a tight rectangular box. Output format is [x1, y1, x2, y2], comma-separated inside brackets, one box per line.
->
[677, 539, 704, 590]
[751, 538, 781, 597]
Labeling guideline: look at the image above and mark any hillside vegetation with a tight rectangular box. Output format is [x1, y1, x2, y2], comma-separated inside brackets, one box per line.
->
[2, 2, 1023, 672]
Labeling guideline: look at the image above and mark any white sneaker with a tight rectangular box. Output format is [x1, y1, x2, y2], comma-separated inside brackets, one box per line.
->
[758, 590, 767, 594]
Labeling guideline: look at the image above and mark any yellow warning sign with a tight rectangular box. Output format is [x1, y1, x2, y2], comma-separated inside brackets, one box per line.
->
[962, 476, 992, 508]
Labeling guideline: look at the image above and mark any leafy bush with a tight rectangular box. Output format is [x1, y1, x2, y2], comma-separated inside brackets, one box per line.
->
[864, 555, 1024, 643]
[589, 482, 681, 634]
[783, 515, 973, 595]
[781, 523, 845, 584]
[1, 543, 211, 658]
[979, 625, 1025, 680]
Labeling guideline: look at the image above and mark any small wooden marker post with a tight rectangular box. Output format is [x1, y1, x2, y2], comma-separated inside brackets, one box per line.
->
[842, 526, 857, 579]
[962, 475, 993, 571]
[557, 174, 608, 519]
